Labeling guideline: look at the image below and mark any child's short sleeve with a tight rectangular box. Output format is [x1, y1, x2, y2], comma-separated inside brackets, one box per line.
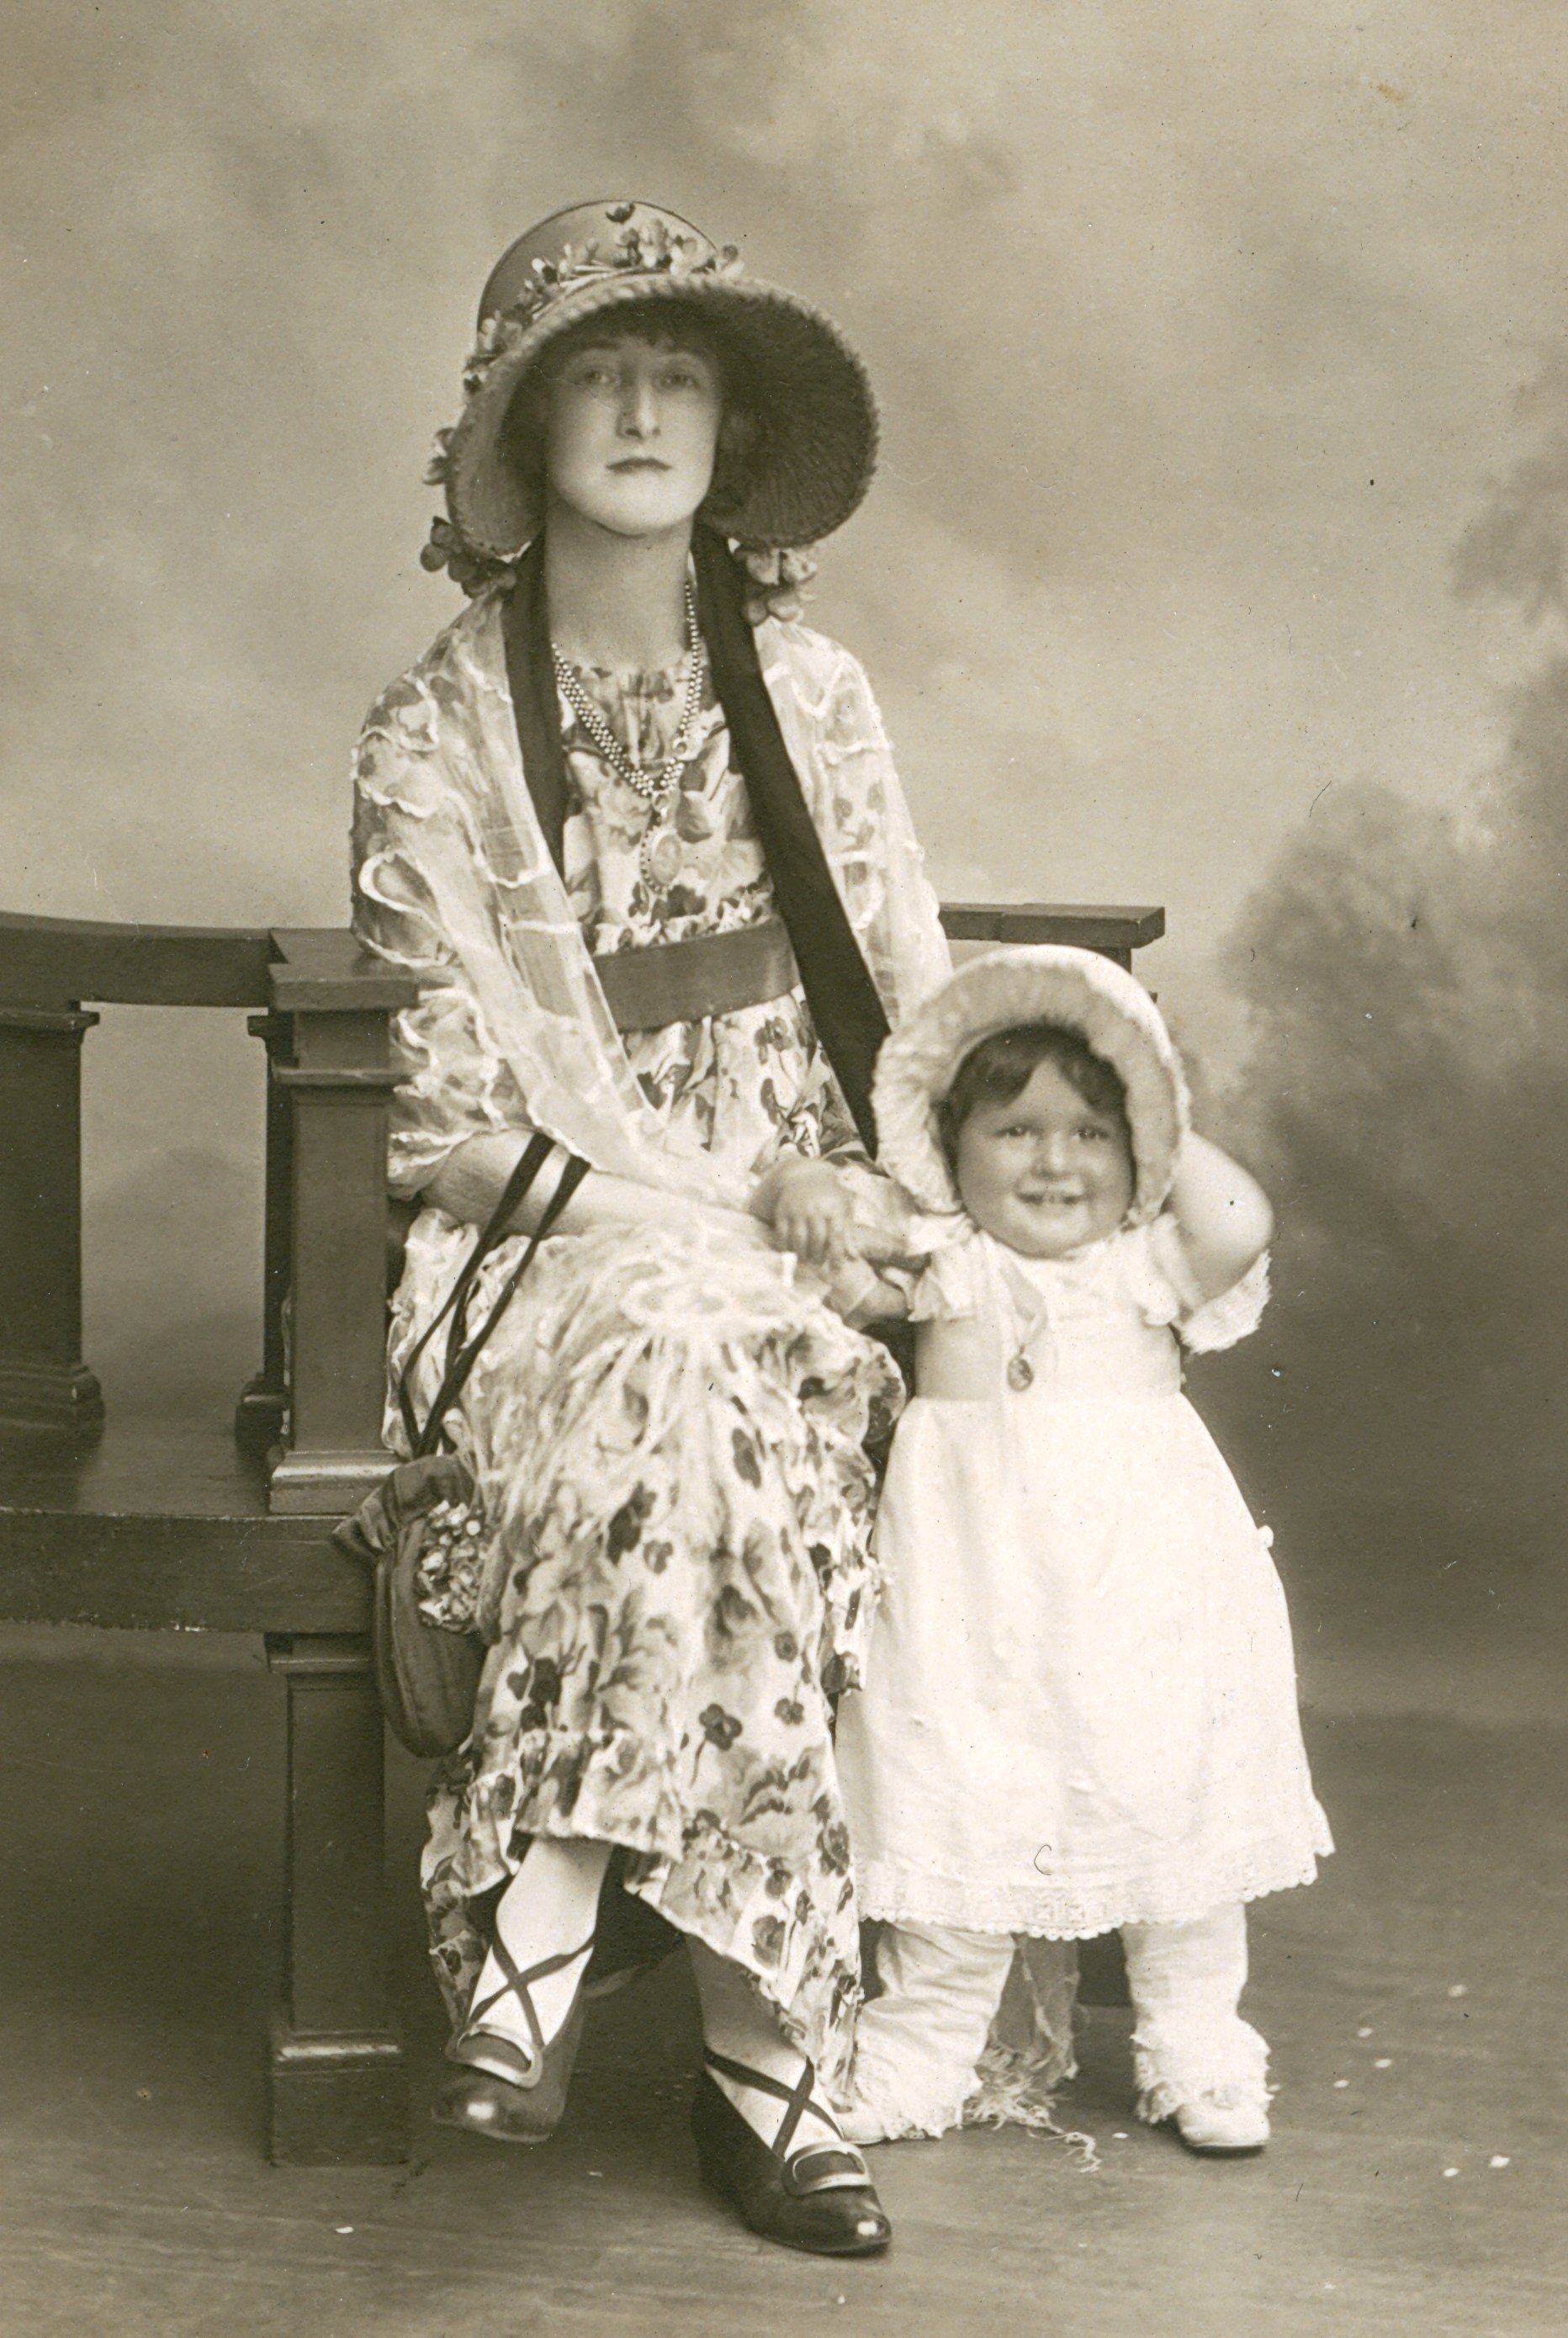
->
[908, 1227, 988, 1322]
[1136, 1216, 1271, 1353]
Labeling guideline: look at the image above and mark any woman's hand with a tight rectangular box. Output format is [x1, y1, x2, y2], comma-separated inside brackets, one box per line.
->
[753, 1158, 861, 1270]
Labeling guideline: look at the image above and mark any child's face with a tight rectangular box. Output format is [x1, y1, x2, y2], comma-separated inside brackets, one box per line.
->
[951, 1058, 1135, 1259]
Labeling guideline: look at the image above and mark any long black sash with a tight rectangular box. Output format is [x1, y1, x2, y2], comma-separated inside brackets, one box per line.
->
[501, 531, 890, 1150]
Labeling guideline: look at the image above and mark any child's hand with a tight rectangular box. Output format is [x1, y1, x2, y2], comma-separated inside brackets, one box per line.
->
[754, 1158, 861, 1269]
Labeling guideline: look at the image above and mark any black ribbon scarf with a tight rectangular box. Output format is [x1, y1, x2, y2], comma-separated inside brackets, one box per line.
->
[501, 529, 891, 1151]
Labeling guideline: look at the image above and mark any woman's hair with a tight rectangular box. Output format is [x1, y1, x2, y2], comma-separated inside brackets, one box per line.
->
[936, 1021, 1131, 1171]
[497, 298, 768, 525]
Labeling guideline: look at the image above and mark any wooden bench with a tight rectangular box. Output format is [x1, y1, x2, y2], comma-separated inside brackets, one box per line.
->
[0, 899, 1163, 2165]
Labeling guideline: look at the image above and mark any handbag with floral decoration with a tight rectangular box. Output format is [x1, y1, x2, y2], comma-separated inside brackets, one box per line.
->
[332, 1138, 587, 1757]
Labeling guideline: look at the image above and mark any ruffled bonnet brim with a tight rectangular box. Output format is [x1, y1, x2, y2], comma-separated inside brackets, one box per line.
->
[872, 945, 1189, 1222]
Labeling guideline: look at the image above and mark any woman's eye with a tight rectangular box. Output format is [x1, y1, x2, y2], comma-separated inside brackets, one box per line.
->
[1079, 1124, 1109, 1143]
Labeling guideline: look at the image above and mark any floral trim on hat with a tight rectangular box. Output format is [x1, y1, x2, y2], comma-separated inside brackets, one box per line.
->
[419, 209, 822, 612]
[418, 513, 819, 622]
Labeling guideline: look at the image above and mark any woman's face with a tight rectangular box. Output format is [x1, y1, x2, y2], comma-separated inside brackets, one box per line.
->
[952, 1058, 1135, 1259]
[543, 329, 723, 538]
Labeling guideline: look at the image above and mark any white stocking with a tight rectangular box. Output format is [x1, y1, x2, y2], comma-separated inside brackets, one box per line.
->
[465, 1837, 612, 2055]
[1120, 1902, 1269, 2118]
[840, 1922, 1019, 2144]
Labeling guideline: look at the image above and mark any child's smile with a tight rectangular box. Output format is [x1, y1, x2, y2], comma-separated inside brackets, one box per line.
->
[951, 1059, 1134, 1258]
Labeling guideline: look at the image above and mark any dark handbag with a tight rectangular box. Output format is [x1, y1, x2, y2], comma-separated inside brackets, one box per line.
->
[333, 1139, 588, 1758]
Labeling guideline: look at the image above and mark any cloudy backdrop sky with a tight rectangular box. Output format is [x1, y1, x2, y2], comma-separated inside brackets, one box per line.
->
[6, 3, 1566, 1650]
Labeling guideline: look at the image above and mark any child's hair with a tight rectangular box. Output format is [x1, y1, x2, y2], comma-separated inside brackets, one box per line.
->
[936, 1021, 1131, 1173]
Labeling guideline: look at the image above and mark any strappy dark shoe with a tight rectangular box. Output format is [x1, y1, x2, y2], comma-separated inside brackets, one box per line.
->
[432, 1932, 595, 2146]
[691, 2048, 893, 2257]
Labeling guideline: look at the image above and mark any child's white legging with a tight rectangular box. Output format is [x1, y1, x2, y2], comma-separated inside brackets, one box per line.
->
[842, 1902, 1269, 2145]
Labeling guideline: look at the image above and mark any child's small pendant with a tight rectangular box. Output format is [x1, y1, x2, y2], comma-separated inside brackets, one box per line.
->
[1006, 1352, 1035, 1392]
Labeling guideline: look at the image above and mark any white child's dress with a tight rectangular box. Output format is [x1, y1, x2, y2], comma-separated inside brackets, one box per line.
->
[837, 1219, 1332, 1946]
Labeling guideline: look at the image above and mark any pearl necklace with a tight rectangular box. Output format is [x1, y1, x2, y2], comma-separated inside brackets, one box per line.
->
[551, 584, 707, 891]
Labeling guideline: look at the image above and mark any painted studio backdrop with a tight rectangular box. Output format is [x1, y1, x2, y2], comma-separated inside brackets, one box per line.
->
[6, 3, 1565, 1698]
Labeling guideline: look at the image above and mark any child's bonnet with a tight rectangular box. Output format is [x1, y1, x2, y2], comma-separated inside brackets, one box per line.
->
[872, 944, 1265, 1360]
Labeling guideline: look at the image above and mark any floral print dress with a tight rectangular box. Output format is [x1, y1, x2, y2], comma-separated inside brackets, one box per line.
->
[389, 655, 907, 2085]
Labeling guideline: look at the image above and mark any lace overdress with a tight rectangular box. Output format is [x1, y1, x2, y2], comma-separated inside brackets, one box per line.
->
[379, 656, 907, 2084]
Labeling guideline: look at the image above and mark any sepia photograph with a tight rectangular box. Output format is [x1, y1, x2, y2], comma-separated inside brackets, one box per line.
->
[1, 6, 1563, 2332]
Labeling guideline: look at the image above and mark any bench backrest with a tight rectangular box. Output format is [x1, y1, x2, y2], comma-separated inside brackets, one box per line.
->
[0, 902, 1162, 1514]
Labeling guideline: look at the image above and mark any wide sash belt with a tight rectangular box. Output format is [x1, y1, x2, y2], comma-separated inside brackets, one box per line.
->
[591, 918, 800, 1033]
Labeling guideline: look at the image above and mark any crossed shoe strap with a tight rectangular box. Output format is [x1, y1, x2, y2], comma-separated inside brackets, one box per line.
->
[703, 2047, 871, 2194]
[464, 1929, 597, 2073]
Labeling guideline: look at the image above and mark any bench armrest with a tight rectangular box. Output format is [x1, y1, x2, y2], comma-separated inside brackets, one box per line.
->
[939, 904, 1163, 965]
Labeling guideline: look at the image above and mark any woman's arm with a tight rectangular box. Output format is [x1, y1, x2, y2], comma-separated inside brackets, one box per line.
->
[424, 1132, 772, 1247]
[1163, 1133, 1274, 1302]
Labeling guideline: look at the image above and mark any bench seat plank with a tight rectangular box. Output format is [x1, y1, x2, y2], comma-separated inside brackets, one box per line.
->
[0, 1421, 368, 1635]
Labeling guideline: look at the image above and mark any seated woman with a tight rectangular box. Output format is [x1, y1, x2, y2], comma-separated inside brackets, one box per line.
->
[351, 201, 951, 2256]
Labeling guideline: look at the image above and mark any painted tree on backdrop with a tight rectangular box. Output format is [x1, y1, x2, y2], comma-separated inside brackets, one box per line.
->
[1210, 357, 1568, 1584]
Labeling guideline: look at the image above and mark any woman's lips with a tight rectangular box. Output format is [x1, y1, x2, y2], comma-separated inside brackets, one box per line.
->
[609, 456, 670, 471]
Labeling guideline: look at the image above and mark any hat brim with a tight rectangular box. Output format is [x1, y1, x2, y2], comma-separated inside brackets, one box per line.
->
[446, 273, 878, 559]
[872, 946, 1189, 1222]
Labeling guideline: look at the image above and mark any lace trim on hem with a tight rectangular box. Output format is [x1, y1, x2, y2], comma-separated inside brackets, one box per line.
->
[855, 1838, 1329, 1940]
[841, 2043, 1096, 2157]
[1131, 2017, 1270, 2115]
[964, 2050, 1101, 2167]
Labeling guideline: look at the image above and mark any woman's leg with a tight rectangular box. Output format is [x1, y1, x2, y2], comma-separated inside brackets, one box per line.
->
[840, 1922, 1018, 2144]
[1120, 1902, 1270, 2151]
[461, 1836, 613, 2060]
[432, 1836, 614, 2139]
[686, 1941, 850, 2156]
[686, 1940, 892, 2256]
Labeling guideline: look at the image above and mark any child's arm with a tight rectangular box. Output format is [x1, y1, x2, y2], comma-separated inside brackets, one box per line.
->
[1163, 1133, 1274, 1302]
[824, 1257, 912, 1326]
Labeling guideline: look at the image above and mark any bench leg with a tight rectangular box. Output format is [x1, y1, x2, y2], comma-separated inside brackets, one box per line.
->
[265, 1634, 410, 2164]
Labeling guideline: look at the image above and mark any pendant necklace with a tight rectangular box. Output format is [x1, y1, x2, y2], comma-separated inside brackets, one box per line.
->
[998, 1256, 1053, 1392]
[551, 581, 707, 893]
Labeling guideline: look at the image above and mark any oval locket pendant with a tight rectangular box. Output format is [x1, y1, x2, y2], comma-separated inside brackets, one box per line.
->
[1006, 1353, 1035, 1392]
[643, 831, 684, 890]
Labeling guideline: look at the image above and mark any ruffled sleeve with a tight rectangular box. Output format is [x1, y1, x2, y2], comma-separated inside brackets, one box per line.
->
[907, 1225, 988, 1322]
[1134, 1217, 1271, 1354]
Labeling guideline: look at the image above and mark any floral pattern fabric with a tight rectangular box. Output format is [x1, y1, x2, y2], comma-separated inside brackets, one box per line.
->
[373, 651, 936, 2086]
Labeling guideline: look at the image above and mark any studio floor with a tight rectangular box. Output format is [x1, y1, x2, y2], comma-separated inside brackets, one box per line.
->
[0, 1626, 1562, 2338]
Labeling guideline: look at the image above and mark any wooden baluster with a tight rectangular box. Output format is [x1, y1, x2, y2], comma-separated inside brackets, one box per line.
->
[234, 1010, 294, 1451]
[0, 1000, 104, 1434]
[264, 931, 415, 1516]
[265, 1633, 408, 2164]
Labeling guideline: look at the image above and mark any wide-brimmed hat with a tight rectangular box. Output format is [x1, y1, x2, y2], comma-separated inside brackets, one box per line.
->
[873, 946, 1190, 1224]
[428, 199, 878, 565]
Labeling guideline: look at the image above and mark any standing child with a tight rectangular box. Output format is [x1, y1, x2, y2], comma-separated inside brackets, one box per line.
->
[823, 946, 1332, 2154]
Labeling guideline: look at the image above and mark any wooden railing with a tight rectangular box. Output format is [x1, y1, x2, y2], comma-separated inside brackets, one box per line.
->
[0, 915, 421, 1511]
[0, 901, 1163, 1510]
